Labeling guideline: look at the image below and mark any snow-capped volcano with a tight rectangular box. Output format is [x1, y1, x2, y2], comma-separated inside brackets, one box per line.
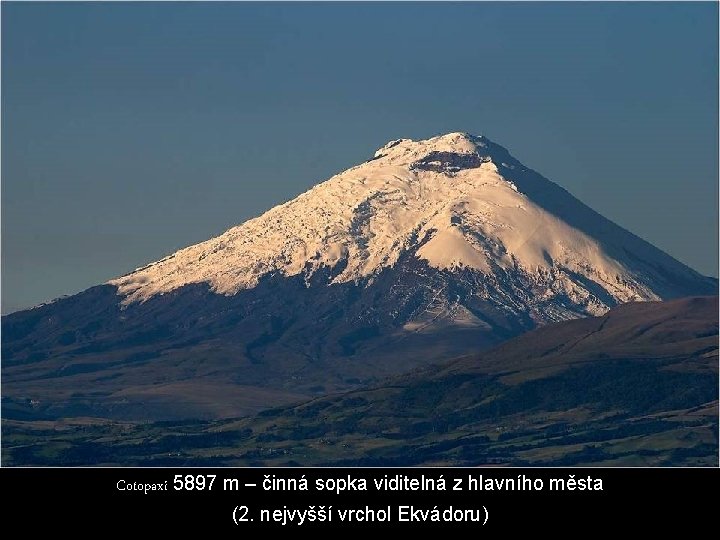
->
[4, 132, 716, 421]
[111, 132, 697, 318]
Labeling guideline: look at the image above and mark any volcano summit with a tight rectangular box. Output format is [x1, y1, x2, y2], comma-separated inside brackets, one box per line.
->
[3, 133, 715, 421]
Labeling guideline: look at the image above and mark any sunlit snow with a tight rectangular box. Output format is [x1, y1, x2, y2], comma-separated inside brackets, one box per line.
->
[110, 133, 658, 311]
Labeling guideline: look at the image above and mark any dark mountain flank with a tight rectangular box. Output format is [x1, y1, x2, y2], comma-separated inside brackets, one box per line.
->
[4, 297, 716, 466]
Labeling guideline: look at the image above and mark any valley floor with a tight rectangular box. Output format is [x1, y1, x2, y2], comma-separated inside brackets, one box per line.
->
[3, 400, 716, 467]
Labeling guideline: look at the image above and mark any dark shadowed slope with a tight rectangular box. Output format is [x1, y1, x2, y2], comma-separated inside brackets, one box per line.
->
[4, 296, 716, 466]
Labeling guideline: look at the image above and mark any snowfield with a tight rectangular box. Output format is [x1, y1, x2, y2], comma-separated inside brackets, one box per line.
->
[110, 132, 698, 317]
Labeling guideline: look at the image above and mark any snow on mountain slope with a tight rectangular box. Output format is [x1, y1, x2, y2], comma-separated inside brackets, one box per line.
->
[4, 132, 716, 422]
[110, 132, 684, 316]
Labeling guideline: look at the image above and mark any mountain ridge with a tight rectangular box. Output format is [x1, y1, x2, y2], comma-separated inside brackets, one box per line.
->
[109, 132, 713, 313]
[2, 132, 716, 422]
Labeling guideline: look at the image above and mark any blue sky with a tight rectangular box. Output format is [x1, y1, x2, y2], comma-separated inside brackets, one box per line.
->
[2, 2, 718, 313]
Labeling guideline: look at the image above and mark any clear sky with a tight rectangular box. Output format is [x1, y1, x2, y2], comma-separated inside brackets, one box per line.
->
[2, 2, 718, 314]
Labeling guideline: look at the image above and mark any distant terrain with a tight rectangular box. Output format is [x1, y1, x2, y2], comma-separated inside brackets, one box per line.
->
[4, 296, 716, 466]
